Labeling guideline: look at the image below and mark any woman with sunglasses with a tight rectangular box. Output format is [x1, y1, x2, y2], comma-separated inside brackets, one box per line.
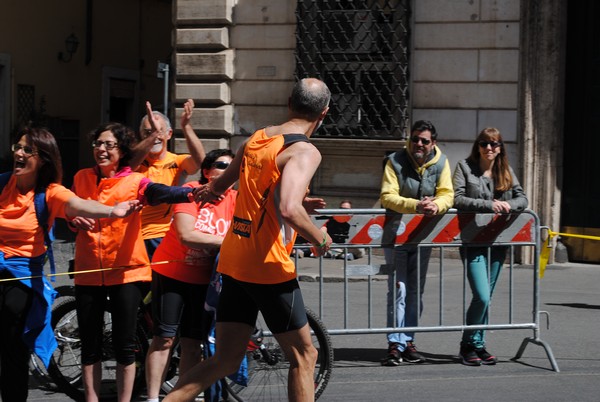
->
[452, 127, 528, 366]
[68, 122, 200, 402]
[0, 127, 140, 402]
[145, 149, 236, 402]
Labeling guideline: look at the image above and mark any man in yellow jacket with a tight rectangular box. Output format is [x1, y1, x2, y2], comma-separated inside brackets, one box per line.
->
[380, 120, 454, 366]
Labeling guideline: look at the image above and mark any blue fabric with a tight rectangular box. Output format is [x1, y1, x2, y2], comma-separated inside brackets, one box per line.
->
[385, 246, 432, 350]
[460, 247, 507, 349]
[204, 256, 249, 392]
[33, 191, 56, 281]
[0, 251, 57, 367]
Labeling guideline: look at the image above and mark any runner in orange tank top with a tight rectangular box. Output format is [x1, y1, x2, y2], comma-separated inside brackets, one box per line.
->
[163, 78, 333, 402]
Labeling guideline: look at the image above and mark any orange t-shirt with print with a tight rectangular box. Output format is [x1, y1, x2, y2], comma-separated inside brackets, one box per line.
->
[152, 184, 237, 284]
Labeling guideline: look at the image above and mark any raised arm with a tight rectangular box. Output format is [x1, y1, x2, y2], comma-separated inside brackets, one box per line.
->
[129, 101, 164, 170]
[178, 99, 205, 175]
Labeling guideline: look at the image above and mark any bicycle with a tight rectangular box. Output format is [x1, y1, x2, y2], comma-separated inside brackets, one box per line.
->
[223, 308, 333, 401]
[28, 285, 76, 388]
[41, 287, 333, 401]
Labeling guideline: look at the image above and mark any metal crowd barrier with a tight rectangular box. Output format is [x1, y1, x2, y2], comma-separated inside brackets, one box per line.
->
[293, 208, 559, 372]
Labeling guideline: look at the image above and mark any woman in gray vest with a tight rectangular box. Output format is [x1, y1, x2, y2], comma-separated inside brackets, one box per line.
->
[380, 120, 454, 366]
[453, 127, 528, 366]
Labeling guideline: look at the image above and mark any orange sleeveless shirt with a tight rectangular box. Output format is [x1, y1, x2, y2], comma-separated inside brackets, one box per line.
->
[218, 129, 306, 284]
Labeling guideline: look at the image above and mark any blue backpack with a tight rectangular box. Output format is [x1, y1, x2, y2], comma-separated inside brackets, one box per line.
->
[0, 172, 56, 281]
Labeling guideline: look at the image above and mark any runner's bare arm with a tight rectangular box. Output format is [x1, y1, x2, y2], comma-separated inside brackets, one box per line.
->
[278, 143, 332, 254]
[208, 142, 245, 194]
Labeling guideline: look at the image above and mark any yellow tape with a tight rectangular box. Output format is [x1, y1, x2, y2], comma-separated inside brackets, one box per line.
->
[0, 259, 189, 283]
[539, 230, 600, 278]
[539, 235, 553, 279]
[547, 230, 600, 241]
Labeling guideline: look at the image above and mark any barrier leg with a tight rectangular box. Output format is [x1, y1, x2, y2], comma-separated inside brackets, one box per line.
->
[512, 337, 560, 372]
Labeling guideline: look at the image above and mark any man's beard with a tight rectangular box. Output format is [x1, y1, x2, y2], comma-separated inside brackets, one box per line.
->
[150, 143, 163, 154]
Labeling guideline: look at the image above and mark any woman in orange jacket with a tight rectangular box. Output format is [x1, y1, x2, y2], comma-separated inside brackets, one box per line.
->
[69, 121, 198, 402]
[0, 126, 139, 402]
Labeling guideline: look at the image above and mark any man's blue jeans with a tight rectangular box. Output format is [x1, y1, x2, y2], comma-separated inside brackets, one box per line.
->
[460, 246, 507, 349]
[385, 246, 432, 351]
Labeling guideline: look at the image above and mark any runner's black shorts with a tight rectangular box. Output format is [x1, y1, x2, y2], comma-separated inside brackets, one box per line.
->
[216, 274, 308, 334]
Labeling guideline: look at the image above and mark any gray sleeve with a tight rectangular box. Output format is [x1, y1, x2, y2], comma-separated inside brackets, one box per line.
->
[507, 168, 529, 211]
[452, 160, 494, 212]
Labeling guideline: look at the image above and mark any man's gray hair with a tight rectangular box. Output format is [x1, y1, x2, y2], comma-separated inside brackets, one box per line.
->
[289, 78, 331, 121]
[139, 111, 172, 131]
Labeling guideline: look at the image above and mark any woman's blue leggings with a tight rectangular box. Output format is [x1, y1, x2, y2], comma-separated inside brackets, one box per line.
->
[460, 247, 507, 349]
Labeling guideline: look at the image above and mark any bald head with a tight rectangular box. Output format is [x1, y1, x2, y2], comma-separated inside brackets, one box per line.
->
[289, 78, 331, 121]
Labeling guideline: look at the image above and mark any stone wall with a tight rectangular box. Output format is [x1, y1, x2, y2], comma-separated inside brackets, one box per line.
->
[172, 0, 567, 261]
[411, 0, 522, 175]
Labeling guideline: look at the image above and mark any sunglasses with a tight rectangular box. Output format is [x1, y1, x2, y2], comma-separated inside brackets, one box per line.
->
[92, 140, 119, 150]
[211, 161, 230, 170]
[410, 136, 432, 145]
[12, 143, 37, 156]
[478, 141, 502, 149]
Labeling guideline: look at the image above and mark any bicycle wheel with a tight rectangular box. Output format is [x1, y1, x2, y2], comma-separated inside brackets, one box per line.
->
[29, 285, 76, 384]
[47, 297, 148, 401]
[224, 307, 333, 401]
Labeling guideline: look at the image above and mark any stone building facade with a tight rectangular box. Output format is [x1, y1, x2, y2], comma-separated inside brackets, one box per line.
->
[172, 0, 576, 262]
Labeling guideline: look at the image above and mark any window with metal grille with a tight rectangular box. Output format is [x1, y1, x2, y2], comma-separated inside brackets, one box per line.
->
[296, 0, 410, 139]
[17, 84, 35, 126]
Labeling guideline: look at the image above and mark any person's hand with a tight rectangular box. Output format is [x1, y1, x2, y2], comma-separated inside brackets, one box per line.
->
[111, 200, 142, 218]
[181, 99, 194, 128]
[69, 216, 96, 231]
[417, 196, 438, 217]
[492, 199, 511, 213]
[303, 196, 326, 214]
[192, 184, 221, 207]
[145, 101, 165, 140]
[310, 228, 333, 257]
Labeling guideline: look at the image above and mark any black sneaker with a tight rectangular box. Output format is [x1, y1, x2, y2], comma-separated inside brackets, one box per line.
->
[459, 345, 482, 366]
[401, 341, 426, 363]
[475, 347, 497, 365]
[381, 343, 402, 366]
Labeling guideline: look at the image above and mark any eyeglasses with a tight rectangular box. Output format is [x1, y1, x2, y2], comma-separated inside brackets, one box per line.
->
[211, 161, 230, 170]
[92, 140, 119, 150]
[12, 143, 37, 156]
[410, 136, 432, 145]
[478, 141, 502, 149]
